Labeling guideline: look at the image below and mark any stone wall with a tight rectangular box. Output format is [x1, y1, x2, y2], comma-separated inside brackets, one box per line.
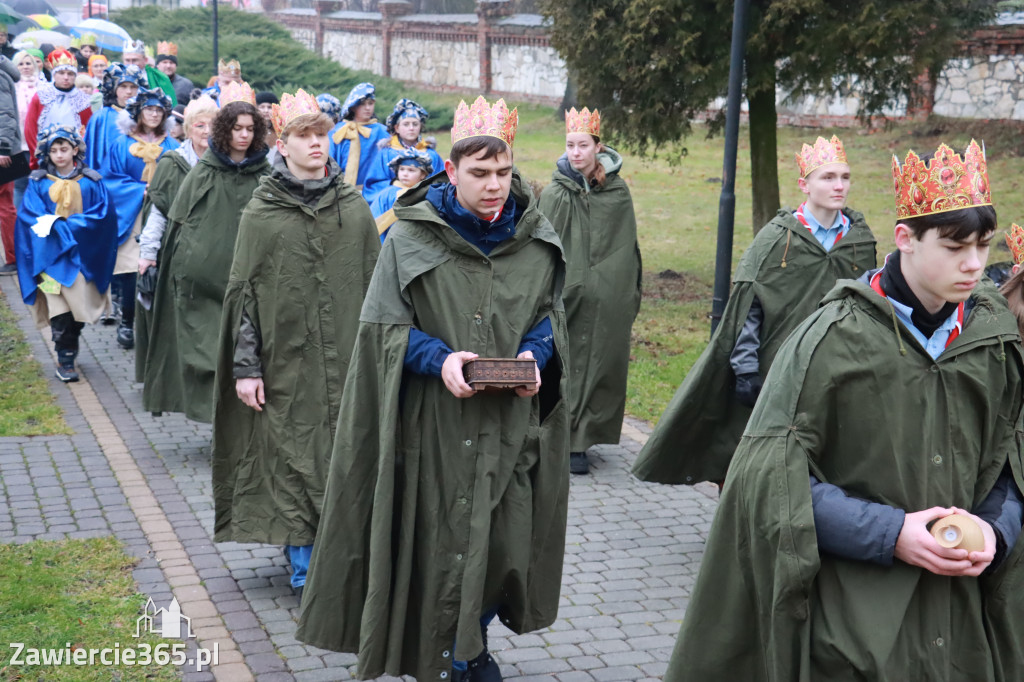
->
[391, 34, 479, 89]
[490, 42, 565, 99]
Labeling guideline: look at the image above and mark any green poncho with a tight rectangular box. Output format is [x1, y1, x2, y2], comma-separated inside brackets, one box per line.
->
[211, 162, 380, 546]
[295, 172, 571, 681]
[538, 148, 641, 452]
[143, 146, 269, 423]
[666, 279, 1024, 681]
[135, 149, 193, 384]
[632, 207, 876, 484]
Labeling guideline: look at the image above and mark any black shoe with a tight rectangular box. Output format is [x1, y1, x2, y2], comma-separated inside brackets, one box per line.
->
[0, 262, 16, 275]
[55, 350, 79, 383]
[116, 323, 134, 350]
[467, 648, 502, 682]
[570, 451, 589, 475]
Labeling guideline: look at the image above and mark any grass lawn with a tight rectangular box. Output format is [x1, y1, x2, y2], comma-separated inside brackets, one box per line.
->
[434, 104, 1024, 423]
[0, 288, 69, 437]
[0, 536, 179, 681]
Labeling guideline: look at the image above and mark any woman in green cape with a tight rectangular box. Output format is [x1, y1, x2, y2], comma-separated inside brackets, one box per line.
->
[143, 83, 270, 423]
[538, 106, 642, 475]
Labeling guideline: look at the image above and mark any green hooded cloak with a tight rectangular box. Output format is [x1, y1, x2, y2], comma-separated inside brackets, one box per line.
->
[632, 207, 876, 484]
[211, 160, 379, 546]
[538, 147, 642, 452]
[665, 279, 1024, 681]
[295, 171, 571, 680]
[135, 149, 193, 384]
[143, 147, 269, 423]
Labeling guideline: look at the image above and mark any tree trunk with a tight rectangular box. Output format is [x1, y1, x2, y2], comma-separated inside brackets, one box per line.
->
[559, 70, 578, 118]
[747, 71, 779, 234]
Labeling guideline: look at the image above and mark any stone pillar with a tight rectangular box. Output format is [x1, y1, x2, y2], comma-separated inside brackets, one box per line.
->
[380, 0, 413, 78]
[476, 0, 514, 95]
[908, 69, 935, 122]
[313, 0, 335, 56]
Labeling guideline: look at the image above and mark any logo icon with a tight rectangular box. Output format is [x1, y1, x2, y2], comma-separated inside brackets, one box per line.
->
[134, 598, 195, 639]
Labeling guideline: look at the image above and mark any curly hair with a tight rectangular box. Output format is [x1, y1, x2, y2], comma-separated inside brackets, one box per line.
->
[209, 101, 268, 157]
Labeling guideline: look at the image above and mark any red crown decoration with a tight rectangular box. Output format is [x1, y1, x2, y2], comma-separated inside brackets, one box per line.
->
[796, 135, 848, 178]
[220, 81, 255, 106]
[218, 58, 241, 77]
[157, 41, 177, 56]
[451, 96, 518, 148]
[565, 107, 600, 138]
[1006, 223, 1024, 265]
[270, 88, 321, 136]
[892, 140, 991, 220]
[46, 48, 77, 72]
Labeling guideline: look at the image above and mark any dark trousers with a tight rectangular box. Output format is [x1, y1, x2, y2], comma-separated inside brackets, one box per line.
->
[112, 272, 136, 326]
[50, 312, 84, 353]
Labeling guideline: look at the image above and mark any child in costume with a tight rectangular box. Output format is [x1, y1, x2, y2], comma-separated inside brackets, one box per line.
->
[362, 97, 443, 201]
[633, 135, 877, 487]
[369, 146, 433, 242]
[297, 96, 570, 682]
[83, 62, 146, 171]
[14, 124, 118, 381]
[663, 141, 1024, 682]
[23, 49, 92, 169]
[327, 82, 388, 195]
[538, 107, 642, 475]
[100, 86, 178, 350]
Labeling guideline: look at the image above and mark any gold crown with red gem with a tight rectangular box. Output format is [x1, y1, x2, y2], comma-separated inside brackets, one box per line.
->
[220, 81, 255, 106]
[892, 140, 991, 220]
[565, 107, 600, 138]
[270, 88, 320, 136]
[796, 135, 848, 179]
[1006, 223, 1024, 265]
[451, 96, 517, 148]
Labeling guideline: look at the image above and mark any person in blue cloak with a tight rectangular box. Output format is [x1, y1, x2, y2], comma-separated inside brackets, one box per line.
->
[83, 62, 146, 173]
[369, 147, 433, 243]
[14, 124, 119, 382]
[327, 82, 389, 195]
[362, 97, 443, 202]
[100, 87, 179, 350]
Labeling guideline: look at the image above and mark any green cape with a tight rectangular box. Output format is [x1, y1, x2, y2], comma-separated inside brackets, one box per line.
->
[211, 169, 379, 545]
[134, 150, 192, 384]
[666, 279, 1024, 681]
[295, 171, 571, 680]
[538, 147, 642, 451]
[142, 148, 269, 423]
[632, 207, 876, 484]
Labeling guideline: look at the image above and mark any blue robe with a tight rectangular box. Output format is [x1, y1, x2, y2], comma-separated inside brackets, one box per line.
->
[15, 169, 120, 306]
[83, 106, 124, 172]
[101, 134, 179, 245]
[362, 137, 443, 202]
[327, 120, 389, 194]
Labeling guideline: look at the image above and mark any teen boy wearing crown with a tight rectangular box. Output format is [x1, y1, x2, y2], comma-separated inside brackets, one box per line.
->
[633, 135, 877, 487]
[297, 96, 570, 682]
[210, 89, 378, 595]
[662, 141, 1024, 681]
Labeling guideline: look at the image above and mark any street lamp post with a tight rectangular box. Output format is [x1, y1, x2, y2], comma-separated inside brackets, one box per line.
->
[212, 0, 219, 76]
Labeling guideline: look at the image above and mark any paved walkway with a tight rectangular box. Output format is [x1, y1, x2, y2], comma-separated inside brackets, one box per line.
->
[0, 276, 719, 682]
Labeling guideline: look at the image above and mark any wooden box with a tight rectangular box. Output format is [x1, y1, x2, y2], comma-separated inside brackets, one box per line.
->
[463, 358, 536, 391]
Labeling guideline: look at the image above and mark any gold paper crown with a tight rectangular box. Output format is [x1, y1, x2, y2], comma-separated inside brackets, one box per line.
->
[796, 135, 848, 178]
[157, 41, 177, 56]
[218, 58, 241, 77]
[79, 33, 98, 47]
[565, 107, 600, 138]
[451, 96, 517, 148]
[270, 88, 321, 136]
[220, 81, 255, 106]
[45, 49, 76, 71]
[892, 140, 991, 220]
[1006, 224, 1024, 265]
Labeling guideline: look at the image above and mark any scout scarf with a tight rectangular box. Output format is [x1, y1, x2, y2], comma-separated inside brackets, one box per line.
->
[427, 181, 517, 255]
[332, 119, 375, 187]
[129, 134, 167, 184]
[872, 250, 963, 342]
[794, 202, 849, 243]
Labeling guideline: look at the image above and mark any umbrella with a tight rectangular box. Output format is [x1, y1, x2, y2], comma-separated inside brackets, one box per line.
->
[27, 12, 57, 28]
[14, 27, 71, 47]
[5, 14, 38, 34]
[9, 0, 56, 16]
[0, 1, 29, 25]
[71, 17, 129, 51]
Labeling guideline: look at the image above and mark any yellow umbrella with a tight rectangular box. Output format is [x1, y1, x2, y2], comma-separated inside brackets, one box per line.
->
[27, 12, 57, 28]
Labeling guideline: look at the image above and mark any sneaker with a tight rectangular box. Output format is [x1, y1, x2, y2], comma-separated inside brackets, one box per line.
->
[55, 351, 79, 383]
[116, 322, 134, 350]
[0, 263, 16, 275]
[570, 451, 590, 475]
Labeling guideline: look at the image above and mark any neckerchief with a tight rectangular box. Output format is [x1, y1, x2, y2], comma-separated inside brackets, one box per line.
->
[46, 172, 84, 218]
[129, 134, 167, 184]
[426, 182, 517, 255]
[870, 251, 963, 345]
[332, 119, 375, 187]
[794, 202, 849, 244]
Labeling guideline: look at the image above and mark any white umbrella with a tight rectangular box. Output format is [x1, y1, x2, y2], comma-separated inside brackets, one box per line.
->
[14, 27, 71, 48]
[71, 18, 130, 51]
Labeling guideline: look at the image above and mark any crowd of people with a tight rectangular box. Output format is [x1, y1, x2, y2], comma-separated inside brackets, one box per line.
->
[3, 32, 1024, 682]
